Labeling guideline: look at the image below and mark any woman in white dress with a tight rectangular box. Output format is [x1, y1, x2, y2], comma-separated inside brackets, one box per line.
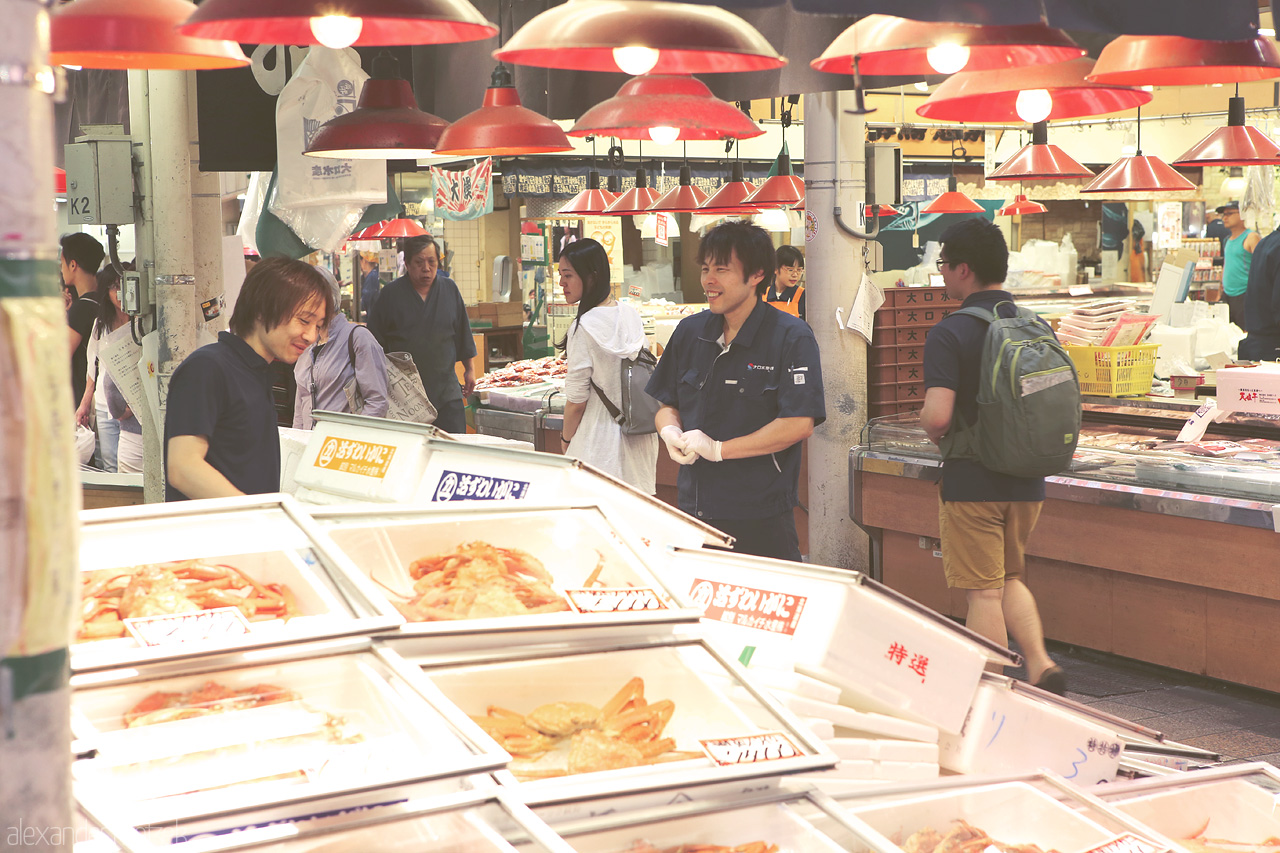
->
[557, 239, 658, 493]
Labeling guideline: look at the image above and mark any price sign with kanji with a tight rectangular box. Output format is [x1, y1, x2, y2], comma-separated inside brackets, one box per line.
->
[655, 213, 669, 246]
[688, 579, 806, 635]
[125, 606, 251, 647]
[564, 588, 667, 613]
[699, 732, 802, 766]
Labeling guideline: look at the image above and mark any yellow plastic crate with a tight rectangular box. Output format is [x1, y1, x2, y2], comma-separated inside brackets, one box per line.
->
[1065, 344, 1159, 397]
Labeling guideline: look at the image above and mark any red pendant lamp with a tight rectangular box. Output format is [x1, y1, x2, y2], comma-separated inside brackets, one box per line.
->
[351, 221, 388, 239]
[1172, 94, 1280, 167]
[54, 168, 67, 198]
[51, 0, 250, 70]
[698, 161, 760, 215]
[812, 15, 1082, 78]
[179, 0, 496, 47]
[557, 170, 619, 216]
[306, 53, 448, 159]
[917, 58, 1150, 123]
[604, 168, 661, 215]
[649, 165, 709, 212]
[987, 121, 1093, 181]
[370, 219, 429, 238]
[872, 204, 902, 216]
[1087, 35, 1280, 87]
[433, 65, 572, 157]
[742, 153, 804, 209]
[923, 178, 984, 214]
[569, 74, 763, 143]
[997, 195, 1047, 216]
[1084, 108, 1196, 193]
[494, 0, 784, 75]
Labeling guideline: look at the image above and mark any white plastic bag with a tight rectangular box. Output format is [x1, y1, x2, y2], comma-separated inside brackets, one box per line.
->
[235, 170, 270, 255]
[75, 424, 95, 465]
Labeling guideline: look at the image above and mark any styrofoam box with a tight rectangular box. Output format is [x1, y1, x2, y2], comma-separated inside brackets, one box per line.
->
[804, 759, 938, 782]
[937, 681, 1123, 784]
[1112, 779, 1280, 847]
[827, 738, 939, 763]
[563, 799, 849, 853]
[721, 682, 939, 744]
[1217, 363, 1280, 415]
[842, 781, 1120, 853]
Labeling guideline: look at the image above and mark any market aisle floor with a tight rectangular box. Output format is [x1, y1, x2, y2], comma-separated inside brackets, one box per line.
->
[1007, 642, 1280, 765]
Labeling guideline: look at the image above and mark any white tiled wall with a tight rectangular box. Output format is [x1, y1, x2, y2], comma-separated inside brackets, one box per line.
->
[443, 218, 482, 303]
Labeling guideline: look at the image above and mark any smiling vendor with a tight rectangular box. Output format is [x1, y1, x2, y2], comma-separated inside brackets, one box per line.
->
[647, 221, 826, 562]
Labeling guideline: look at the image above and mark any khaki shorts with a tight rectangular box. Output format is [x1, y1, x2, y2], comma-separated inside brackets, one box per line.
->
[938, 496, 1043, 590]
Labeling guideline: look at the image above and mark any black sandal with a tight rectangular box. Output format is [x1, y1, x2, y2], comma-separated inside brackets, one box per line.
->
[1033, 665, 1067, 696]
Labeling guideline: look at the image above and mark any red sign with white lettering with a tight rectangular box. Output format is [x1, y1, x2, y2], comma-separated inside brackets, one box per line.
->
[688, 579, 806, 636]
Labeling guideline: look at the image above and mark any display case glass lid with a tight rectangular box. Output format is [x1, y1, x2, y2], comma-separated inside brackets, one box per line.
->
[405, 637, 837, 804]
[309, 504, 702, 646]
[74, 496, 402, 672]
[71, 639, 508, 831]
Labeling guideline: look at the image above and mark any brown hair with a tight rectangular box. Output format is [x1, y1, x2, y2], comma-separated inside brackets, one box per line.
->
[229, 257, 333, 337]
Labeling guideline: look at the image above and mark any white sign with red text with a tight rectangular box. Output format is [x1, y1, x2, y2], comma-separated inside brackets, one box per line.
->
[124, 606, 251, 647]
[699, 732, 802, 766]
[564, 588, 667, 613]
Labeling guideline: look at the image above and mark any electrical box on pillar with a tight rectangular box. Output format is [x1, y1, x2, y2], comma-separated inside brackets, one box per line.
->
[64, 125, 134, 226]
[121, 269, 149, 316]
[865, 143, 902, 207]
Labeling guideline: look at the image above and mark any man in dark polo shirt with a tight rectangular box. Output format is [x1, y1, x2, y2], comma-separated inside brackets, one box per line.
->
[165, 258, 332, 501]
[62, 232, 105, 407]
[367, 235, 476, 433]
[646, 221, 825, 562]
[919, 217, 1065, 694]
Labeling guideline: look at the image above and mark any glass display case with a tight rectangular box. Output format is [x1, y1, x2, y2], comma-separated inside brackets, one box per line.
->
[74, 496, 402, 672]
[71, 638, 507, 836]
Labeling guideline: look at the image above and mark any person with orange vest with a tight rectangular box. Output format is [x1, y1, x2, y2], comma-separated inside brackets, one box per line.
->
[766, 244, 806, 321]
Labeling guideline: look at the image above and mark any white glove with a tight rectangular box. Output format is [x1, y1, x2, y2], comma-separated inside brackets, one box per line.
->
[660, 425, 698, 465]
[681, 429, 723, 463]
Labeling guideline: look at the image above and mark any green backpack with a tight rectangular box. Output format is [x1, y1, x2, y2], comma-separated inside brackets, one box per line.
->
[939, 303, 1081, 478]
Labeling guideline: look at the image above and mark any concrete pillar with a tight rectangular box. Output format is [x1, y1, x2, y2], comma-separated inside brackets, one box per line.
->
[0, 1, 77, 848]
[803, 90, 871, 572]
[188, 73, 226, 333]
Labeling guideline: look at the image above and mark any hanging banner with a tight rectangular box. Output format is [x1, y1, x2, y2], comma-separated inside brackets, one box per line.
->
[581, 216, 625, 287]
[500, 161, 794, 198]
[431, 158, 494, 221]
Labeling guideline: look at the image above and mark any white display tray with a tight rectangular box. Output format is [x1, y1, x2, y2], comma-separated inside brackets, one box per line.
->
[1110, 775, 1280, 852]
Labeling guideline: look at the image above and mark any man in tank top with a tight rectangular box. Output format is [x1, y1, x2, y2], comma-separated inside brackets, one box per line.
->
[1219, 201, 1259, 329]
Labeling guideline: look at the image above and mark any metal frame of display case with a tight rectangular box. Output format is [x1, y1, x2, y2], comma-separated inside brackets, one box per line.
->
[74, 494, 404, 672]
[1093, 761, 1280, 799]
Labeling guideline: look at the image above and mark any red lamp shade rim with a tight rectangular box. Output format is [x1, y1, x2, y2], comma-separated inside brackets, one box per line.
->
[923, 191, 985, 214]
[493, 0, 784, 74]
[1088, 35, 1280, 87]
[569, 75, 763, 140]
[371, 219, 429, 237]
[178, 0, 498, 45]
[1081, 155, 1196, 193]
[54, 168, 67, 196]
[433, 88, 572, 156]
[997, 194, 1048, 215]
[649, 184, 710, 212]
[987, 142, 1094, 181]
[872, 204, 902, 216]
[918, 58, 1151, 122]
[698, 180, 760, 214]
[1172, 125, 1280, 167]
[812, 16, 1082, 76]
[51, 0, 250, 70]
[742, 175, 805, 208]
[352, 221, 388, 239]
[603, 187, 662, 215]
[558, 189, 620, 215]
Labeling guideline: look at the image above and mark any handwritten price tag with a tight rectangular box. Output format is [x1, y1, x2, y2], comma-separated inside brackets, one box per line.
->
[124, 606, 251, 647]
[1082, 834, 1165, 853]
[699, 732, 802, 766]
[564, 588, 667, 613]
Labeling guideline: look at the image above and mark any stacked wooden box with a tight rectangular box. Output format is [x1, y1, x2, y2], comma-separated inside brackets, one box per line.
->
[870, 286, 955, 418]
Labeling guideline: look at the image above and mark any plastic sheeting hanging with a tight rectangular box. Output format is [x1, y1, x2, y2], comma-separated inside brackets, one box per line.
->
[1240, 164, 1274, 227]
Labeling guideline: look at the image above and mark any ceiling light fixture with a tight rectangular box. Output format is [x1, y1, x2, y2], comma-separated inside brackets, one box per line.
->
[1015, 89, 1054, 124]
[742, 153, 804, 209]
[923, 178, 984, 214]
[433, 64, 572, 157]
[997, 194, 1047, 216]
[1221, 166, 1246, 195]
[812, 15, 1082, 78]
[557, 169, 619, 216]
[648, 164, 708, 212]
[179, 0, 497, 46]
[986, 121, 1092, 181]
[369, 218, 429, 238]
[495, 0, 785, 75]
[1087, 35, 1280, 86]
[918, 58, 1150, 122]
[603, 167, 661, 215]
[569, 74, 763, 142]
[306, 52, 447, 159]
[1172, 92, 1280, 166]
[51, 0, 250, 70]
[1083, 107, 1196, 193]
[698, 161, 760, 215]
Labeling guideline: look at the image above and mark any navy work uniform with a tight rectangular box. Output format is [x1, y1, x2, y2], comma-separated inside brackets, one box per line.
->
[647, 300, 826, 561]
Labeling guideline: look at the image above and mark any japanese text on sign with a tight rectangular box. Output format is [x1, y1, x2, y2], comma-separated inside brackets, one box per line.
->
[565, 588, 667, 613]
[432, 470, 530, 502]
[886, 642, 930, 682]
[700, 732, 801, 766]
[125, 606, 251, 647]
[1082, 834, 1164, 853]
[688, 579, 806, 636]
[314, 437, 397, 479]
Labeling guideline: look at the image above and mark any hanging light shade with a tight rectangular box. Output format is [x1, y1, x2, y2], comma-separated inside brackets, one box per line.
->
[1084, 108, 1194, 193]
[997, 194, 1047, 216]
[698, 161, 760, 215]
[54, 168, 67, 197]
[871, 204, 902, 216]
[494, 0, 784, 75]
[742, 154, 804, 209]
[433, 65, 572, 156]
[179, 0, 496, 47]
[923, 176, 984, 214]
[306, 53, 447, 159]
[51, 0, 250, 70]
[987, 121, 1093, 181]
[371, 218, 430, 237]
[649, 165, 709, 212]
[351, 221, 388, 239]
[569, 75, 763, 142]
[811, 15, 1082, 78]
[557, 170, 619, 216]
[1087, 35, 1280, 87]
[603, 168, 661, 215]
[917, 58, 1150, 122]
[1172, 96, 1280, 166]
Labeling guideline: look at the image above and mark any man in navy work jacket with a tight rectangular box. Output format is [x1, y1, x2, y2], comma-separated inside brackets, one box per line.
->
[918, 217, 1065, 695]
[165, 258, 333, 501]
[646, 221, 825, 562]
[368, 235, 476, 433]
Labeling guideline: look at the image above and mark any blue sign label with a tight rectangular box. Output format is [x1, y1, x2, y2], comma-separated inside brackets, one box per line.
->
[432, 470, 530, 502]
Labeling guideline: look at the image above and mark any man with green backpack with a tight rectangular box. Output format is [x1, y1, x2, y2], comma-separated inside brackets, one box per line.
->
[920, 218, 1081, 695]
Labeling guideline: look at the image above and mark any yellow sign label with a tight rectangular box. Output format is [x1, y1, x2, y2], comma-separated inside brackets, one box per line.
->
[315, 437, 397, 479]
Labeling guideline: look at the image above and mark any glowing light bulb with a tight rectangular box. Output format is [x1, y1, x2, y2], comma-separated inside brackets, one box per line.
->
[613, 45, 660, 76]
[647, 125, 680, 145]
[753, 208, 792, 231]
[310, 15, 363, 49]
[914, 81, 930, 92]
[926, 42, 969, 75]
[1222, 168, 1246, 195]
[1016, 89, 1053, 124]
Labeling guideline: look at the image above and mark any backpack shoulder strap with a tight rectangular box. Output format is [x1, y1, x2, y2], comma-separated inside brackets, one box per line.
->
[949, 305, 995, 324]
[345, 326, 362, 400]
[589, 376, 624, 423]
